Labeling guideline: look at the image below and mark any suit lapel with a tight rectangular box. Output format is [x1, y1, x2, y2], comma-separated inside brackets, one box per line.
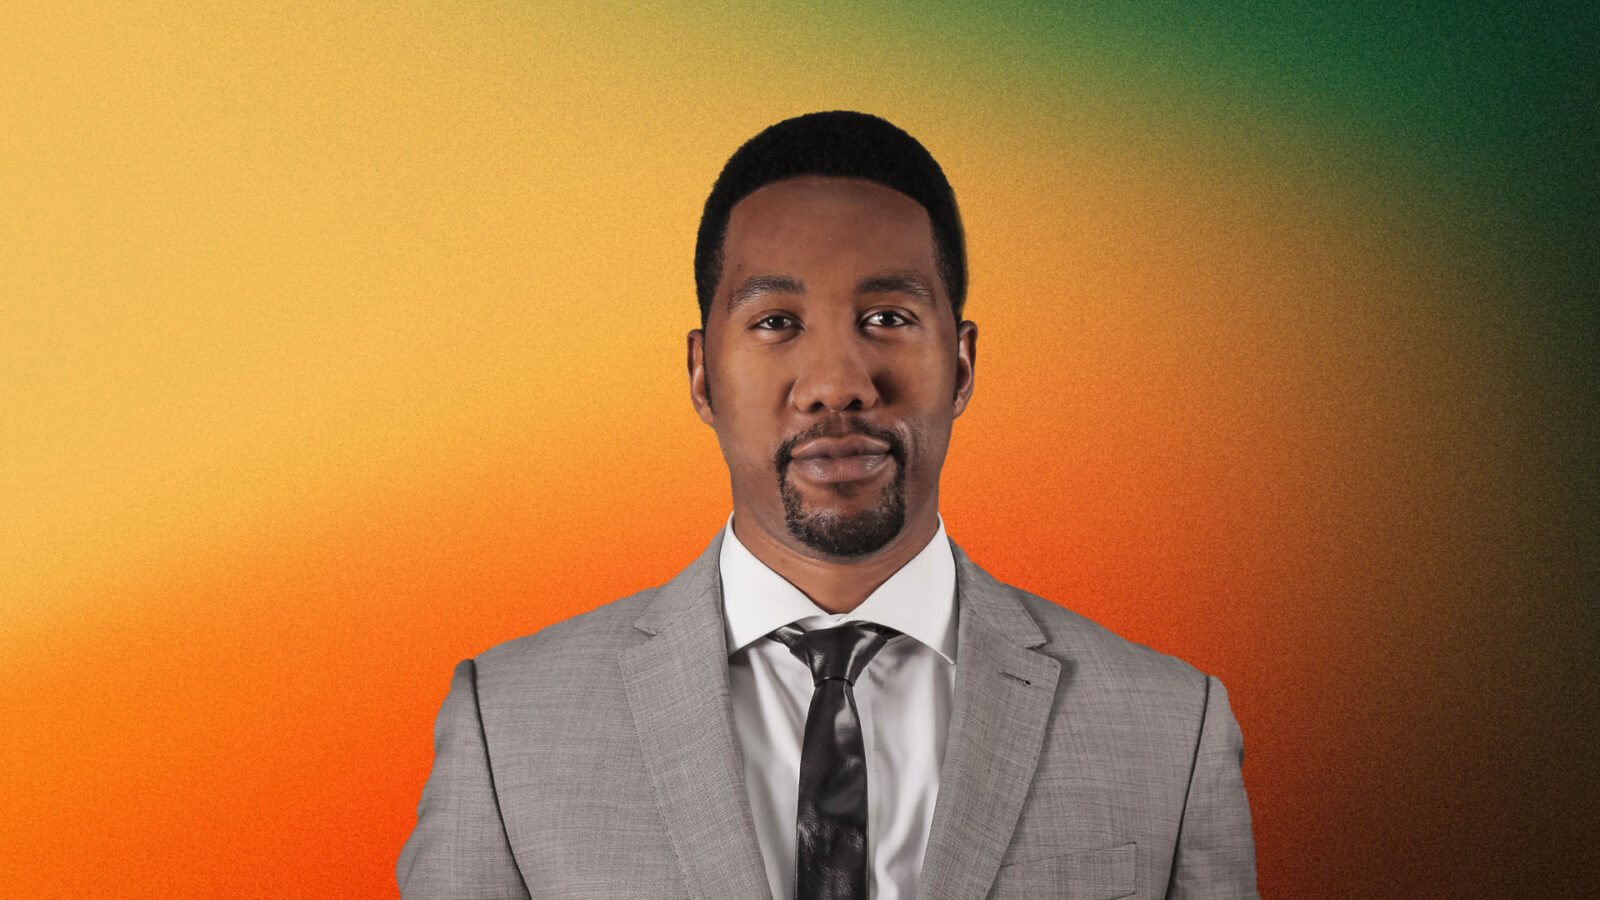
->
[619, 535, 771, 900]
[917, 544, 1062, 900]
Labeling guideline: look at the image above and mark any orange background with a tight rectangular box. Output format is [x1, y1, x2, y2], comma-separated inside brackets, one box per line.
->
[4, 2, 1594, 896]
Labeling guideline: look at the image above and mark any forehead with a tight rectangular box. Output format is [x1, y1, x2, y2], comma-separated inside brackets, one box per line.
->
[719, 176, 940, 293]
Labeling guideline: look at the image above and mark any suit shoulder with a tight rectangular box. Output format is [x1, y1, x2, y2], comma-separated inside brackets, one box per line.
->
[1010, 584, 1210, 694]
[472, 583, 659, 675]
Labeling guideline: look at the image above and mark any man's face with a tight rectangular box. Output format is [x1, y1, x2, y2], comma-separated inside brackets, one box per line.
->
[689, 176, 976, 560]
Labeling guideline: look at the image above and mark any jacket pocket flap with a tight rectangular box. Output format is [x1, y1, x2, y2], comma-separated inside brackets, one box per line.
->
[991, 842, 1137, 899]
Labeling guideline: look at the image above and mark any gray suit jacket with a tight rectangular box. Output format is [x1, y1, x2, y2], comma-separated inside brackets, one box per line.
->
[398, 535, 1257, 899]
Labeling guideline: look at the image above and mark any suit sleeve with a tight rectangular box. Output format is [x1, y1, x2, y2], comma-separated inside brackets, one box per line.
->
[1165, 675, 1258, 899]
[397, 659, 532, 900]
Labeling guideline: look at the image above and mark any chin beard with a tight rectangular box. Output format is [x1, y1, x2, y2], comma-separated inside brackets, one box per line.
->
[778, 459, 907, 559]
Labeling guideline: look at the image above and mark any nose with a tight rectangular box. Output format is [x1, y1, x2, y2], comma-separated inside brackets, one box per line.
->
[789, 332, 881, 414]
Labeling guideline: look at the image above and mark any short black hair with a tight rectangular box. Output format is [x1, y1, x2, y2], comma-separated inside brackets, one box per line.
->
[694, 111, 966, 325]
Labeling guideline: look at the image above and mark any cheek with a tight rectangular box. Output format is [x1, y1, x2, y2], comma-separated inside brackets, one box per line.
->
[904, 415, 954, 473]
[883, 345, 958, 398]
[897, 373, 959, 469]
[712, 349, 785, 402]
[893, 364, 959, 419]
[708, 381, 782, 474]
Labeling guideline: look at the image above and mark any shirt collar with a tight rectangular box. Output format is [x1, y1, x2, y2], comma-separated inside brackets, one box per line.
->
[719, 513, 958, 664]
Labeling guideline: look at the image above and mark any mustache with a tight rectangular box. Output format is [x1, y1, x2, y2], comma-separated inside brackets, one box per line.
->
[774, 420, 906, 473]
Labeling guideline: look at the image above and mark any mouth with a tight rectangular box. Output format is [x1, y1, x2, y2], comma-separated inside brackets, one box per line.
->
[784, 434, 897, 486]
[788, 452, 894, 485]
[789, 435, 892, 460]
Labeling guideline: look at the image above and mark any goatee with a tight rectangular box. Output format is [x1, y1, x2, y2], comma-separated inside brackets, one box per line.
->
[774, 422, 907, 558]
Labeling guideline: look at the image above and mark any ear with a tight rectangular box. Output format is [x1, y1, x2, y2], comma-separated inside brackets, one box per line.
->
[952, 319, 977, 418]
[688, 328, 716, 425]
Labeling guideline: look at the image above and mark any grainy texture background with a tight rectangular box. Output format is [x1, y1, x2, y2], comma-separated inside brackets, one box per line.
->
[3, 1, 1594, 896]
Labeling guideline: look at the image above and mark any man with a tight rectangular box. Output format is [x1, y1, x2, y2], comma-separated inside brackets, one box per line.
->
[398, 111, 1257, 899]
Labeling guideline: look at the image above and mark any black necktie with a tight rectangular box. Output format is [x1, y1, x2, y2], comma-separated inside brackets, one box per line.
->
[770, 622, 899, 900]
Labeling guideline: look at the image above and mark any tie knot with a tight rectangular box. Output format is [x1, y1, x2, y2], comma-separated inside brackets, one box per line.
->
[770, 622, 899, 686]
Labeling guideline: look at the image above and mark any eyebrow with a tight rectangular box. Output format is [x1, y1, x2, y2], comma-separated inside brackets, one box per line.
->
[856, 272, 936, 306]
[727, 274, 805, 315]
[723, 271, 938, 316]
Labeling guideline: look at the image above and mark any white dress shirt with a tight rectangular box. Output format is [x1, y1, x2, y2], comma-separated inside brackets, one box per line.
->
[721, 514, 958, 900]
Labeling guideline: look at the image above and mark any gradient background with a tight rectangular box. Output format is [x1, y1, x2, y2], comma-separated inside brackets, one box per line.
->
[4, 1, 1595, 896]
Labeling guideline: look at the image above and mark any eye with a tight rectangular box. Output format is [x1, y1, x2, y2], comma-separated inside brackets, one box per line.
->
[752, 313, 797, 331]
[863, 310, 912, 328]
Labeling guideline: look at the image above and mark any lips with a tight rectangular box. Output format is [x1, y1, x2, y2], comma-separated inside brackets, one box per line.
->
[786, 434, 896, 485]
[789, 435, 893, 460]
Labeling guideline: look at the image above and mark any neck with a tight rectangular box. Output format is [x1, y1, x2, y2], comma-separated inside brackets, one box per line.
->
[731, 504, 941, 614]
